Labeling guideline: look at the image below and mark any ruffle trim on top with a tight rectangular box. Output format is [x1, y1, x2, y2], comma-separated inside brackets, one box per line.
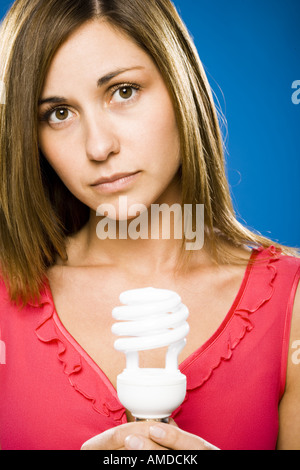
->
[32, 246, 281, 422]
[33, 287, 126, 423]
[172, 246, 281, 418]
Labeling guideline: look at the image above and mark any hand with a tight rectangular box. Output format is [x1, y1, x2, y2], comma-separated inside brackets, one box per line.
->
[81, 419, 219, 450]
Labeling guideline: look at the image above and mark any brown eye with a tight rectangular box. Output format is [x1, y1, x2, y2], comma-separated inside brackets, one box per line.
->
[47, 107, 74, 124]
[119, 87, 133, 99]
[111, 85, 139, 104]
[55, 108, 69, 120]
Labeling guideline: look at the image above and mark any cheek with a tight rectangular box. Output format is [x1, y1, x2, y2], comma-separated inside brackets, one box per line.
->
[39, 130, 78, 181]
[149, 110, 181, 173]
[39, 128, 59, 168]
[128, 97, 180, 169]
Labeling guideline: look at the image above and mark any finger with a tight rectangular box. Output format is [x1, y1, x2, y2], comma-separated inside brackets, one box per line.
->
[123, 418, 178, 450]
[81, 422, 155, 450]
[149, 423, 219, 450]
[81, 426, 122, 450]
[124, 433, 168, 451]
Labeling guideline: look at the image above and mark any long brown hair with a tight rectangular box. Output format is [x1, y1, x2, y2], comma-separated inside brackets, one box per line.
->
[0, 0, 298, 305]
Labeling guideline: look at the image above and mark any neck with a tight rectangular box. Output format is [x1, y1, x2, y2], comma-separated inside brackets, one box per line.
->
[83, 204, 185, 275]
[65, 183, 207, 275]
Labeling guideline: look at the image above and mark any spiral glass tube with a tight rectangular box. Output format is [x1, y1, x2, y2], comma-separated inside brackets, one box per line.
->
[112, 287, 189, 420]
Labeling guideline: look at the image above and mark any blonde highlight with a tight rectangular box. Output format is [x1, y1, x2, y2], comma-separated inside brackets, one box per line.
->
[0, 0, 298, 305]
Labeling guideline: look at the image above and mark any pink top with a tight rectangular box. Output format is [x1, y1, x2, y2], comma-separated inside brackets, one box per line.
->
[0, 246, 299, 450]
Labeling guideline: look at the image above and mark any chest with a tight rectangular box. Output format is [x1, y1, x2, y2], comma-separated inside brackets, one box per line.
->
[47, 265, 246, 392]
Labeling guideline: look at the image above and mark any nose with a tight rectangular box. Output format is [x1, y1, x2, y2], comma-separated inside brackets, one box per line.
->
[84, 113, 120, 162]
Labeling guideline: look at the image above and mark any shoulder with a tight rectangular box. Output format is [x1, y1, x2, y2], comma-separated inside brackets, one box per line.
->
[0, 274, 47, 315]
[0, 277, 16, 338]
[0, 276, 22, 324]
[253, 246, 300, 278]
[277, 250, 300, 270]
[262, 247, 300, 315]
[0, 276, 11, 307]
[288, 279, 300, 367]
[277, 280, 300, 449]
[258, 248, 300, 448]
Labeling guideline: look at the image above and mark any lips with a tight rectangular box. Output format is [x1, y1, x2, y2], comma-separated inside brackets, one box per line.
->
[91, 171, 139, 186]
[90, 171, 141, 194]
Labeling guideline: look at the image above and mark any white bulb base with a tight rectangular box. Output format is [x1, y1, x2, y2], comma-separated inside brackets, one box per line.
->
[117, 368, 186, 420]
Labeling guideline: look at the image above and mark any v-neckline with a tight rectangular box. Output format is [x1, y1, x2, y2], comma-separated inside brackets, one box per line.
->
[47, 249, 256, 400]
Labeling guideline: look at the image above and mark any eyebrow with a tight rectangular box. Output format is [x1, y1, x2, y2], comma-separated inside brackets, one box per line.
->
[38, 66, 145, 106]
[38, 96, 66, 106]
[97, 66, 144, 87]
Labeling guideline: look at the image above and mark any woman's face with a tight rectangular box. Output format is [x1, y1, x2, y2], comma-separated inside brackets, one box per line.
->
[38, 20, 181, 219]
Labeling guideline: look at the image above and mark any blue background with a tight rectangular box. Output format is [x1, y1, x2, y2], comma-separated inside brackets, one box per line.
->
[1, 0, 299, 248]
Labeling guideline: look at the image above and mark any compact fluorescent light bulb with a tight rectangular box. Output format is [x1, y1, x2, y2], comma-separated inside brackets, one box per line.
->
[111, 287, 189, 421]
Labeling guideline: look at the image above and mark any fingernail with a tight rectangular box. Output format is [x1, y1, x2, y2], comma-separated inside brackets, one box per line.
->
[125, 435, 144, 450]
[150, 425, 166, 439]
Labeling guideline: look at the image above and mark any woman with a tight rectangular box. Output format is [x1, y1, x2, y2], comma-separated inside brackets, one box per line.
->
[0, 0, 299, 450]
